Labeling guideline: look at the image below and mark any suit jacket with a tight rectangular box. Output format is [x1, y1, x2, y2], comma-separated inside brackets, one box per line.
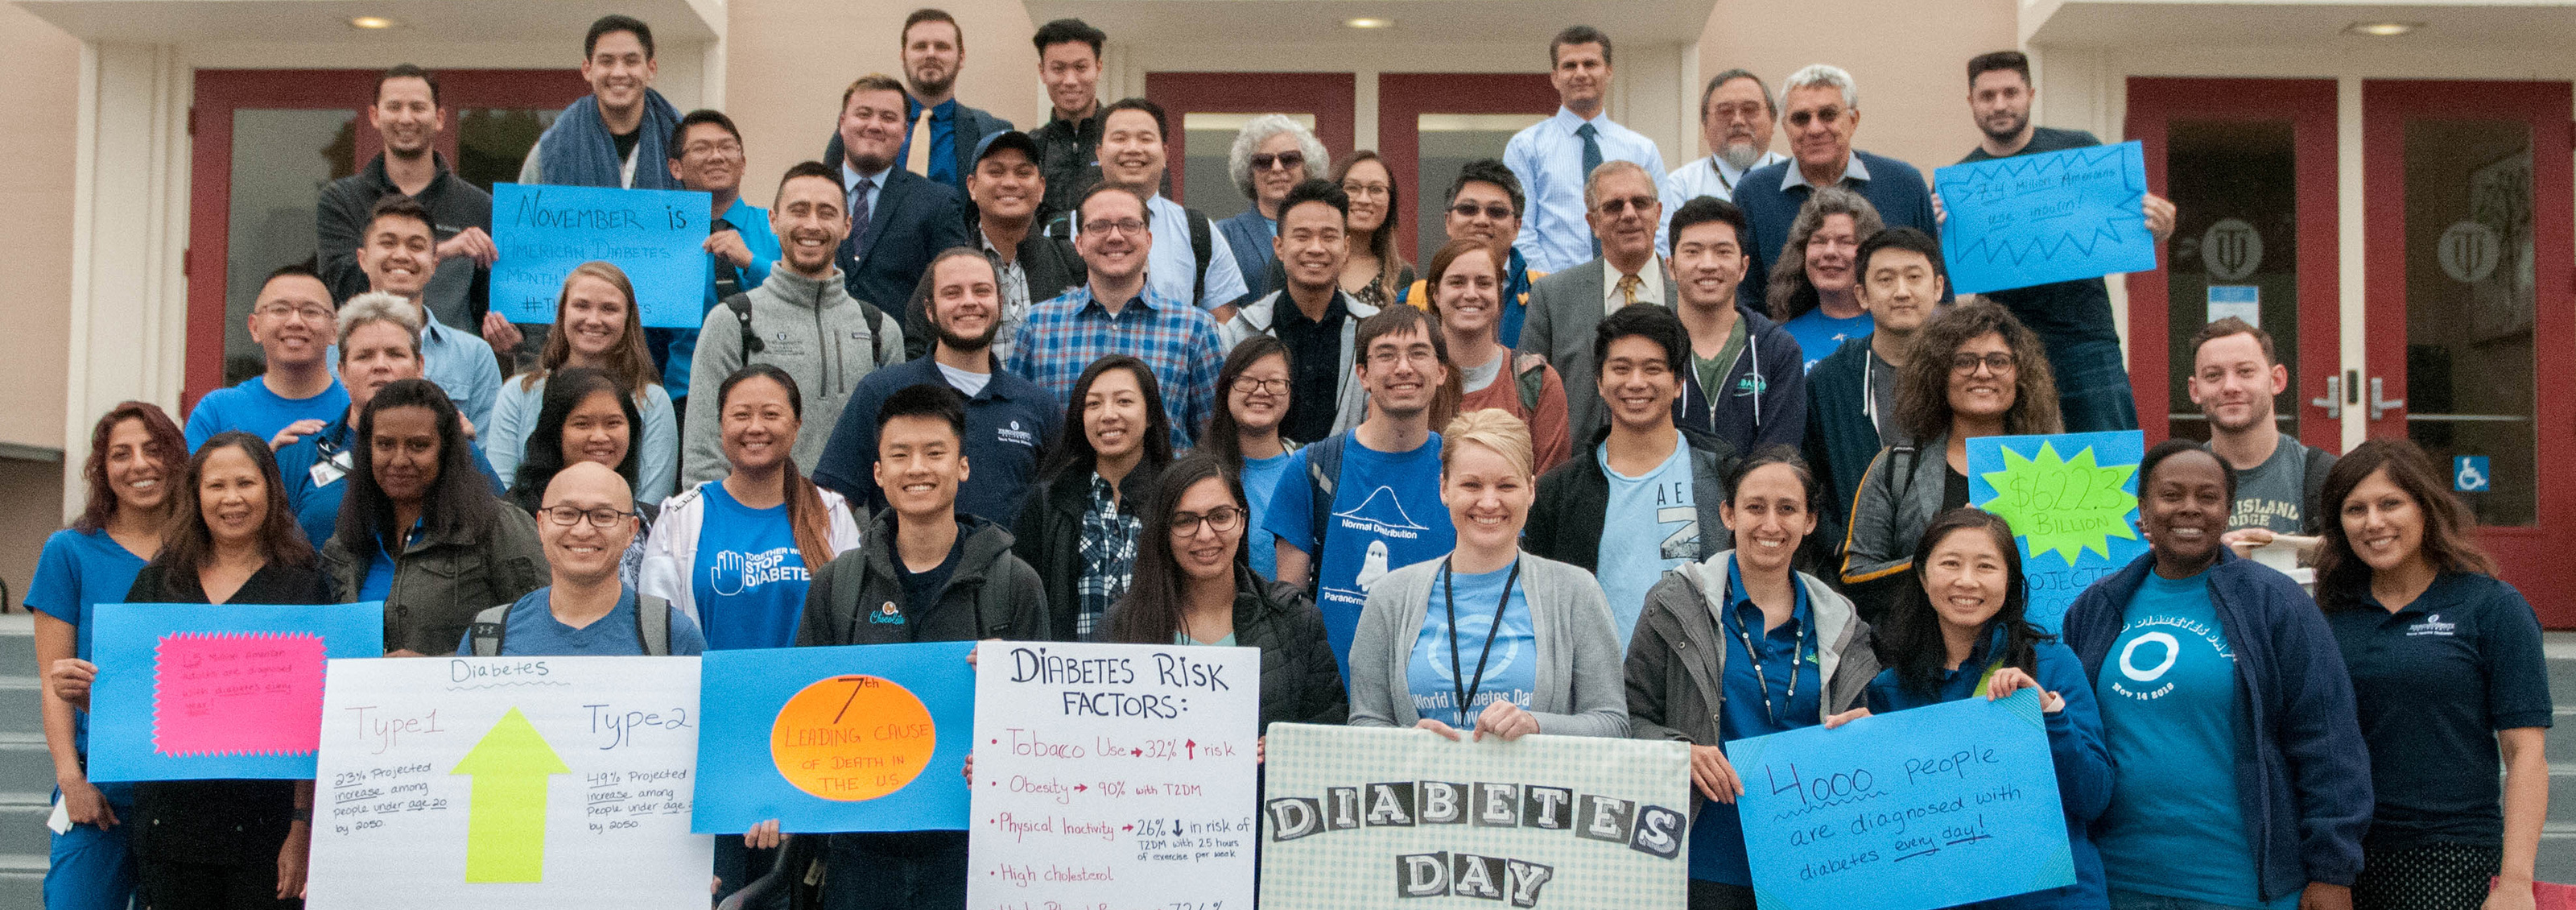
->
[821, 101, 1013, 196]
[834, 168, 972, 314]
[1515, 258, 1678, 436]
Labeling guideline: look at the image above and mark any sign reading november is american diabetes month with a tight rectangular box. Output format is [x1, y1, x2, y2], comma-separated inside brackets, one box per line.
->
[1259, 725, 1690, 909]
[967, 641, 1261, 910]
[303, 656, 709, 909]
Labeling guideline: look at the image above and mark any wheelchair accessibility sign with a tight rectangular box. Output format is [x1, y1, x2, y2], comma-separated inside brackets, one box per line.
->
[2455, 456, 2490, 492]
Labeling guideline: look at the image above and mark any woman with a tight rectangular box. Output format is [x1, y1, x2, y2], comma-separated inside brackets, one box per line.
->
[1627, 448, 1876, 910]
[1218, 114, 1331, 303]
[50, 432, 329, 908]
[1205, 337, 1298, 581]
[1347, 408, 1624, 739]
[2313, 439, 2547, 910]
[640, 363, 861, 651]
[2062, 439, 2370, 910]
[1423, 238, 1570, 472]
[1865, 508, 2111, 909]
[1105, 453, 1346, 731]
[1335, 151, 1415, 309]
[320, 378, 546, 656]
[486, 262, 678, 503]
[1840, 300, 2059, 619]
[508, 367, 653, 585]
[33, 403, 184, 910]
[1762, 187, 1884, 366]
[1017, 355, 1176, 641]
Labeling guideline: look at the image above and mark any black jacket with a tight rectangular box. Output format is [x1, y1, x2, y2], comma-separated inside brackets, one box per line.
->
[1103, 565, 1348, 730]
[1029, 109, 1105, 228]
[1013, 466, 1158, 642]
[316, 151, 493, 328]
[1802, 336, 1885, 553]
[900, 221, 1086, 361]
[1523, 426, 1736, 573]
[797, 511, 1048, 646]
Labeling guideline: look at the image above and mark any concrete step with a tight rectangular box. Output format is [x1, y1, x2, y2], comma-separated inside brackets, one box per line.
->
[0, 734, 52, 796]
[0, 851, 43, 910]
[0, 792, 51, 861]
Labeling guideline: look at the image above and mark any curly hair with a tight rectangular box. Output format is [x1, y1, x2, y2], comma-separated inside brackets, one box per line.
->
[1226, 114, 1329, 201]
[72, 402, 185, 534]
[1893, 300, 2062, 444]
[1764, 186, 1885, 322]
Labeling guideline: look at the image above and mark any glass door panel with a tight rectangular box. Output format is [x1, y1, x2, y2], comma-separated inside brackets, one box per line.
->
[2161, 120, 2299, 442]
[221, 109, 357, 385]
[1412, 113, 1546, 259]
[1377, 72, 1558, 263]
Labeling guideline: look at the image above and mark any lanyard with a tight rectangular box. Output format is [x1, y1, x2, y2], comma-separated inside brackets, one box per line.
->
[1441, 556, 1521, 730]
[1724, 573, 1810, 728]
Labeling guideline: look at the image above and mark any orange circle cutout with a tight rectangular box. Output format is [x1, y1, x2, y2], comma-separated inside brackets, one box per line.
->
[769, 674, 938, 801]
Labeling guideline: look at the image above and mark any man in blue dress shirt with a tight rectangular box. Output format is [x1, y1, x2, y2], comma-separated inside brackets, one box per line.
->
[1505, 25, 1669, 274]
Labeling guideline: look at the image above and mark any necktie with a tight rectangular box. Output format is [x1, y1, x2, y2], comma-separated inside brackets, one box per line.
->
[1616, 273, 1641, 308]
[1576, 122, 1604, 257]
[844, 179, 875, 262]
[906, 105, 935, 178]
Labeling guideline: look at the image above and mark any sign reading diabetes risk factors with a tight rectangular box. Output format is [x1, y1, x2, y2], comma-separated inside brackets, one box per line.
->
[691, 642, 974, 833]
[490, 183, 712, 329]
[86, 601, 384, 782]
[1934, 141, 2157, 295]
[1969, 430, 2149, 631]
[968, 642, 1261, 910]
[1259, 725, 1690, 910]
[1727, 689, 2073, 910]
[303, 656, 708, 909]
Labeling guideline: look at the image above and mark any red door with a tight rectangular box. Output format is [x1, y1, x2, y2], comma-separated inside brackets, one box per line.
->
[1377, 73, 1558, 263]
[1141, 72, 1356, 216]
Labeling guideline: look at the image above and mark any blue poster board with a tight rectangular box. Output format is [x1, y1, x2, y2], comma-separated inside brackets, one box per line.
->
[692, 642, 975, 833]
[1967, 431, 2148, 631]
[1935, 141, 2157, 295]
[490, 183, 713, 329]
[88, 601, 386, 782]
[1728, 690, 2073, 910]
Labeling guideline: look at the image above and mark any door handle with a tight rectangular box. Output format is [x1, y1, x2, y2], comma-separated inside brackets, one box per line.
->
[2368, 376, 2405, 421]
[2310, 374, 2342, 419]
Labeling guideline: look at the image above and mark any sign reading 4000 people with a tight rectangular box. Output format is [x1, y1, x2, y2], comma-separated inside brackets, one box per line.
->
[490, 183, 712, 329]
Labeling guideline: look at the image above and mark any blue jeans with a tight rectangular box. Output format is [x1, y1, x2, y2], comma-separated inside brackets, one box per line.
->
[2047, 338, 2140, 433]
[44, 782, 136, 910]
[824, 831, 968, 910]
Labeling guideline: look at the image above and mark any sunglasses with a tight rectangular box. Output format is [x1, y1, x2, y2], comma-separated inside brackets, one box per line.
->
[1252, 151, 1306, 171]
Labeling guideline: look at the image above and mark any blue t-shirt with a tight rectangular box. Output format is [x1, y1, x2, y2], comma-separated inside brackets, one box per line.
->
[1263, 433, 1455, 680]
[690, 482, 813, 651]
[1596, 441, 1699, 644]
[2095, 570, 2290, 909]
[1694, 560, 1820, 885]
[27, 527, 152, 753]
[1240, 449, 1296, 581]
[184, 376, 350, 451]
[278, 417, 509, 552]
[1404, 560, 1537, 730]
[457, 587, 708, 656]
[1779, 309, 1873, 373]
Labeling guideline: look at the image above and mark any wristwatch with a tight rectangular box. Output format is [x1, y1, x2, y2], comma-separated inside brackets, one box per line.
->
[291, 808, 312, 823]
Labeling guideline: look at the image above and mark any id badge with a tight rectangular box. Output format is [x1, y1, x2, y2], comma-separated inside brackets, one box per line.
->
[308, 449, 350, 487]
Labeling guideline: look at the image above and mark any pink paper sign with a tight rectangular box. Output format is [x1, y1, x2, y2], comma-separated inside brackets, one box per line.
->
[151, 631, 331, 758]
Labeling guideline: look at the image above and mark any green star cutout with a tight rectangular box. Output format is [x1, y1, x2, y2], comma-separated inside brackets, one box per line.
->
[1978, 441, 2140, 565]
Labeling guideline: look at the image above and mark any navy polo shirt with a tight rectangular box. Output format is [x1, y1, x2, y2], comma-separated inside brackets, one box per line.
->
[2325, 572, 2552, 849]
[1692, 558, 1820, 885]
[811, 356, 1062, 527]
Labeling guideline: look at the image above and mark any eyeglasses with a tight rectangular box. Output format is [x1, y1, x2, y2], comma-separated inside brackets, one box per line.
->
[255, 303, 336, 323]
[539, 505, 636, 528]
[1707, 101, 1768, 123]
[1231, 376, 1289, 396]
[1367, 348, 1439, 367]
[681, 139, 744, 159]
[1950, 352, 2017, 375]
[1449, 202, 1513, 221]
[1595, 196, 1657, 215]
[1344, 182, 1390, 199]
[1251, 151, 1306, 172]
[1170, 505, 1245, 537]
[1785, 106, 1848, 128]
[1083, 218, 1149, 236]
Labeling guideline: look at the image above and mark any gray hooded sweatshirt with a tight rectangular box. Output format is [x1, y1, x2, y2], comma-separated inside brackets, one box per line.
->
[682, 266, 903, 485]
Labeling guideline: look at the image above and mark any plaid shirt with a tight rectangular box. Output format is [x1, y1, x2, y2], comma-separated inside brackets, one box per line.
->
[1074, 473, 1141, 635]
[1005, 283, 1224, 449]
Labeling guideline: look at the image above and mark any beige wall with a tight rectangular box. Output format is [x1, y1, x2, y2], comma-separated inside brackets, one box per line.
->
[1695, 0, 2019, 177]
[0, 5, 81, 607]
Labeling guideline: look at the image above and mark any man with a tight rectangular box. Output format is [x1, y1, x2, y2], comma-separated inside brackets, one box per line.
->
[1731, 64, 1937, 312]
[1220, 180, 1378, 445]
[656, 110, 781, 407]
[185, 264, 349, 450]
[462, 462, 708, 656]
[2192, 317, 2337, 552]
[1006, 184, 1224, 449]
[1663, 69, 1790, 209]
[1505, 26, 1667, 273]
[1518, 160, 1673, 436]
[1080, 98, 1248, 316]
[898, 130, 1084, 363]
[1947, 50, 2174, 432]
[345, 196, 503, 434]
[834, 73, 973, 317]
[816, 249, 1060, 527]
[1666, 197, 1804, 454]
[517, 14, 682, 191]
[1265, 305, 1456, 678]
[820, 10, 1013, 197]
[795, 382, 1047, 909]
[316, 64, 494, 331]
[1806, 227, 1942, 544]
[1524, 304, 1732, 643]
[1027, 19, 1108, 226]
[1400, 159, 1548, 346]
[682, 162, 906, 485]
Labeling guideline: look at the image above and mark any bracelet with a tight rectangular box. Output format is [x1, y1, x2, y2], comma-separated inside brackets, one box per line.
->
[291, 808, 312, 823]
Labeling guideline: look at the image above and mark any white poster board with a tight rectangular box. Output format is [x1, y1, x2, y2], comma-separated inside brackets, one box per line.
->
[306, 656, 711, 908]
[967, 642, 1261, 910]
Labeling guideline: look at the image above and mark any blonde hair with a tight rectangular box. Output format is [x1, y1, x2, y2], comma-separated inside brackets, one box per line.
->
[1439, 408, 1534, 482]
[522, 261, 658, 395]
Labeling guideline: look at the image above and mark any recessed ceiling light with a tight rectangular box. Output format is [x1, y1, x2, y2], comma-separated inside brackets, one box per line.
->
[2343, 21, 2421, 37]
[349, 15, 398, 30]
[1345, 17, 1394, 30]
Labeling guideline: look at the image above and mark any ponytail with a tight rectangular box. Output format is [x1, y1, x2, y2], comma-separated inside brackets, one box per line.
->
[782, 458, 837, 570]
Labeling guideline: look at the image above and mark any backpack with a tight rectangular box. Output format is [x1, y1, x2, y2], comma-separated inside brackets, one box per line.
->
[2298, 444, 2336, 536]
[825, 548, 1021, 643]
[466, 594, 674, 656]
[1301, 433, 1351, 591]
[724, 292, 893, 369]
[1183, 206, 1214, 305]
[1511, 352, 1548, 412]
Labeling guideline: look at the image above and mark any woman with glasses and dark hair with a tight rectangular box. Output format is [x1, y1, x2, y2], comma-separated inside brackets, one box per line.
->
[1205, 336, 1298, 581]
[1335, 151, 1414, 309]
[1017, 354, 1177, 641]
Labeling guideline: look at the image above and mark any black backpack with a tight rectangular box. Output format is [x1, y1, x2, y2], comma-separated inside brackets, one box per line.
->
[465, 594, 675, 656]
[724, 292, 894, 367]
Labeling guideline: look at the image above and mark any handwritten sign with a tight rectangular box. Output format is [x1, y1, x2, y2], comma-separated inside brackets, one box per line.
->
[490, 183, 713, 329]
[1726, 689, 2072, 910]
[1968, 431, 2148, 631]
[1259, 725, 1690, 909]
[1934, 141, 2156, 295]
[303, 656, 708, 908]
[691, 642, 974, 833]
[968, 642, 1261, 910]
[88, 602, 384, 782]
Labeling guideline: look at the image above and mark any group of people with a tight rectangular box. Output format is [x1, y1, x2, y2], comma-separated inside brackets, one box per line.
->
[23, 10, 2549, 910]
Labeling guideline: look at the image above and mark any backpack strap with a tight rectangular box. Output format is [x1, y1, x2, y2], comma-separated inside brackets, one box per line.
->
[857, 301, 893, 366]
[1302, 434, 1347, 587]
[1513, 353, 1548, 412]
[1184, 206, 1214, 306]
[724, 292, 762, 358]
[2300, 444, 2335, 536]
[634, 594, 671, 656]
[1891, 443, 1921, 511]
[467, 603, 514, 657]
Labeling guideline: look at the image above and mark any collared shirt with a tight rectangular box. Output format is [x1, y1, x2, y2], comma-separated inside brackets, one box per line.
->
[1694, 557, 1818, 885]
[980, 229, 1033, 364]
[1778, 150, 1873, 192]
[1274, 290, 1351, 445]
[839, 160, 889, 230]
[1664, 151, 1790, 205]
[1504, 107, 1669, 273]
[901, 97, 961, 188]
[1601, 257, 1667, 314]
[1068, 192, 1251, 310]
[1004, 283, 1225, 449]
[1074, 473, 1141, 635]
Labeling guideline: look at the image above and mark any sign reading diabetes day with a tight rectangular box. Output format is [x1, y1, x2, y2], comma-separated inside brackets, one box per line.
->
[1968, 430, 2149, 631]
[968, 642, 1261, 910]
[691, 642, 974, 833]
[490, 182, 712, 329]
[86, 601, 385, 782]
[303, 656, 708, 909]
[1260, 725, 1690, 910]
[1934, 141, 2157, 295]
[1728, 689, 2073, 910]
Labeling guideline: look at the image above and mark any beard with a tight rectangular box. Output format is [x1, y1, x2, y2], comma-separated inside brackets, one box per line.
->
[936, 313, 1001, 354]
[1980, 110, 2029, 143]
[1718, 140, 1765, 172]
[2208, 399, 2274, 434]
[910, 68, 956, 99]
